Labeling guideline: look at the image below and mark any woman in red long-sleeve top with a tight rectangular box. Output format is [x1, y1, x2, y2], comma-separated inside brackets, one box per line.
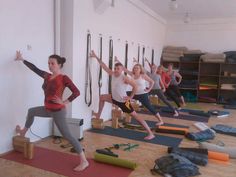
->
[15, 51, 89, 171]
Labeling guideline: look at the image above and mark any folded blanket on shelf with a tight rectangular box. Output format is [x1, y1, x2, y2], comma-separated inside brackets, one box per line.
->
[184, 50, 202, 54]
[200, 53, 226, 60]
[201, 58, 226, 63]
[224, 51, 236, 59]
[221, 84, 236, 90]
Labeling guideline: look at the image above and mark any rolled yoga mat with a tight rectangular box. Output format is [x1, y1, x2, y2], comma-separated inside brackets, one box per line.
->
[199, 142, 236, 159]
[208, 151, 229, 162]
[94, 153, 137, 170]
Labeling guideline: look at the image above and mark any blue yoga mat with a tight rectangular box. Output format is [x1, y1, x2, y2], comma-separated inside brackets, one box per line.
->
[89, 126, 182, 147]
[137, 109, 209, 123]
[130, 119, 189, 128]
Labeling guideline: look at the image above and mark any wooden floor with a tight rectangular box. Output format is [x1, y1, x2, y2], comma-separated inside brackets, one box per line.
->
[1, 103, 236, 177]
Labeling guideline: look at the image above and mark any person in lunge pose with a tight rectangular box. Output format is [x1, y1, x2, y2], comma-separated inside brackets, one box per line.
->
[115, 57, 164, 125]
[14, 51, 89, 171]
[166, 63, 186, 107]
[145, 59, 179, 116]
[90, 50, 155, 140]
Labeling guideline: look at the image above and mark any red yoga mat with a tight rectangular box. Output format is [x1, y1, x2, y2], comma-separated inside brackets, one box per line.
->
[1, 146, 132, 177]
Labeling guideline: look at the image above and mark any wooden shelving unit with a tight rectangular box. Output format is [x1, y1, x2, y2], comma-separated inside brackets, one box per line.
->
[161, 60, 236, 103]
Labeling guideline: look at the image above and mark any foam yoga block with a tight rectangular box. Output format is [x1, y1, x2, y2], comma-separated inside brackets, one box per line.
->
[199, 142, 236, 159]
[94, 153, 137, 170]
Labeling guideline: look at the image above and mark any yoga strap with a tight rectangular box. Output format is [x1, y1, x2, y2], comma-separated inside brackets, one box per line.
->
[85, 33, 92, 106]
[124, 42, 128, 75]
[137, 45, 140, 63]
[108, 38, 113, 94]
[98, 35, 103, 95]
[142, 46, 145, 67]
[151, 49, 154, 65]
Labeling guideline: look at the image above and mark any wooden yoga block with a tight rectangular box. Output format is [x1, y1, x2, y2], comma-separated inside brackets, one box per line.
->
[12, 136, 34, 159]
[131, 102, 140, 111]
[91, 118, 104, 129]
[149, 96, 159, 106]
[112, 109, 122, 119]
[112, 116, 119, 129]
[124, 113, 132, 123]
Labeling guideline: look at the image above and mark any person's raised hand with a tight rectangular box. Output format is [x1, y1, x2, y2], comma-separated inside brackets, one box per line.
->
[90, 50, 97, 59]
[15, 51, 24, 61]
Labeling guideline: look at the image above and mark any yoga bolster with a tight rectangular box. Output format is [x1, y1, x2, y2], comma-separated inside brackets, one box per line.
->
[155, 128, 186, 135]
[94, 153, 137, 170]
[158, 126, 189, 134]
[208, 151, 229, 162]
[199, 142, 236, 159]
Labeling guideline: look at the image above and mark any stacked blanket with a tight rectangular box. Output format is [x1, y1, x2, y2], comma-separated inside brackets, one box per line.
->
[162, 46, 188, 62]
[200, 53, 226, 63]
[224, 51, 236, 63]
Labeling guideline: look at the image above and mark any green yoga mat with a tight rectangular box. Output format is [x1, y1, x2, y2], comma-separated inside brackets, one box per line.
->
[89, 126, 182, 147]
[94, 153, 137, 170]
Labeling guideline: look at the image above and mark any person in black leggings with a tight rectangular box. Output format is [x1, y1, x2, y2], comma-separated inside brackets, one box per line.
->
[145, 59, 179, 116]
[167, 63, 186, 107]
[115, 57, 164, 125]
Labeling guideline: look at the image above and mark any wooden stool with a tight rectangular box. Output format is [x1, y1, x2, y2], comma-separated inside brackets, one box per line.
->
[91, 118, 104, 129]
[12, 136, 34, 159]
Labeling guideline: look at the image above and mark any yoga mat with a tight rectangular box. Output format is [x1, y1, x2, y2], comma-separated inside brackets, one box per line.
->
[137, 109, 209, 123]
[130, 119, 189, 129]
[94, 153, 137, 169]
[1, 147, 132, 177]
[89, 126, 182, 147]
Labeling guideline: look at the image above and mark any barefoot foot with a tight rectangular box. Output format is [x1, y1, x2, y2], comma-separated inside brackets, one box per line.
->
[73, 161, 89, 171]
[173, 110, 179, 117]
[144, 134, 155, 140]
[92, 111, 99, 119]
[156, 121, 164, 126]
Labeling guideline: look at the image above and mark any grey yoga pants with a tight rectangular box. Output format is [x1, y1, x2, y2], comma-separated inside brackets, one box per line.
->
[25, 106, 83, 153]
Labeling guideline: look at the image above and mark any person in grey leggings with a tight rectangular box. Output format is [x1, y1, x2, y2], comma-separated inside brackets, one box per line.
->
[14, 51, 88, 171]
[145, 59, 179, 116]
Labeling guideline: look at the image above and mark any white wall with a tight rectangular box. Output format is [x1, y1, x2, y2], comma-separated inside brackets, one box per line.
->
[0, 0, 54, 153]
[60, 0, 167, 130]
[165, 18, 236, 53]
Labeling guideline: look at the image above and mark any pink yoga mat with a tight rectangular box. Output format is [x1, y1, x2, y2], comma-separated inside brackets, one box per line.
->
[1, 146, 132, 177]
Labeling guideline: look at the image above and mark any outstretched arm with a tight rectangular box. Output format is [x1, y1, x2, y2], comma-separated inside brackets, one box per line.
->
[114, 56, 133, 76]
[90, 50, 113, 75]
[15, 51, 48, 78]
[145, 58, 152, 69]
